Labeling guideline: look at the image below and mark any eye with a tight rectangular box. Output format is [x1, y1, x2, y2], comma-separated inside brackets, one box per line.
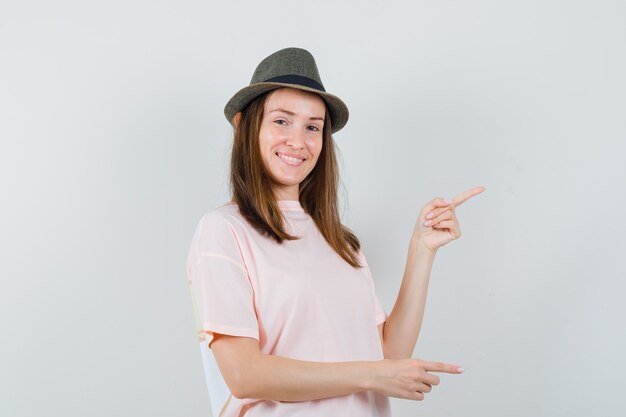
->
[273, 119, 287, 126]
[307, 125, 321, 132]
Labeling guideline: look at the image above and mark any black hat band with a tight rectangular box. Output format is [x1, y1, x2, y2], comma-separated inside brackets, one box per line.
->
[264, 74, 326, 92]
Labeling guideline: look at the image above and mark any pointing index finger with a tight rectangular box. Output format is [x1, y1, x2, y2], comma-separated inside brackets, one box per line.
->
[423, 360, 465, 374]
[451, 186, 486, 208]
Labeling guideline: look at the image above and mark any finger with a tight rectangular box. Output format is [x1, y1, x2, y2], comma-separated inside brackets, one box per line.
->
[432, 209, 454, 223]
[451, 186, 485, 208]
[425, 203, 458, 220]
[415, 382, 432, 393]
[412, 391, 425, 401]
[423, 197, 452, 217]
[432, 220, 460, 238]
[423, 211, 453, 227]
[421, 373, 440, 386]
[432, 220, 455, 229]
[422, 361, 465, 374]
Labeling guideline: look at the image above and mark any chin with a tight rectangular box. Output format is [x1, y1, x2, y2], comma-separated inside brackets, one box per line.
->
[272, 171, 306, 184]
[276, 179, 303, 187]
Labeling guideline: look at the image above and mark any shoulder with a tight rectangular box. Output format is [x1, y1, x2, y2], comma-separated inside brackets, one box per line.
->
[198, 202, 241, 231]
[192, 203, 255, 247]
[197, 201, 260, 233]
[189, 203, 248, 262]
[354, 247, 371, 271]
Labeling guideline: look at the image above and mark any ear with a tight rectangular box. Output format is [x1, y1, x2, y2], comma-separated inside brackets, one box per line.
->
[233, 112, 242, 129]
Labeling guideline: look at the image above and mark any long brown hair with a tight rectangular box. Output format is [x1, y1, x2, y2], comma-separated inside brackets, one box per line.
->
[229, 89, 362, 268]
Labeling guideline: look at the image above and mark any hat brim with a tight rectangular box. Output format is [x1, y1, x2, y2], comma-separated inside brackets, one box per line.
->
[224, 82, 349, 134]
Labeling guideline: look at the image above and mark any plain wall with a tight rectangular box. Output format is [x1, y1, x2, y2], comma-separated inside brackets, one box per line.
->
[1, 0, 625, 416]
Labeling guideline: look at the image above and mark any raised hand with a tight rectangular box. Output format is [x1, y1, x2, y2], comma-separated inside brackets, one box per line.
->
[413, 186, 486, 253]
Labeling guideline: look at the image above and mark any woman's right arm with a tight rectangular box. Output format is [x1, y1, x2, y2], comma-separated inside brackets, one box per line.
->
[210, 333, 463, 402]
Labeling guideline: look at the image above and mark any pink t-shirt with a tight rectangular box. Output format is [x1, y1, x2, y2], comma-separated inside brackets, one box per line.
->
[186, 200, 391, 417]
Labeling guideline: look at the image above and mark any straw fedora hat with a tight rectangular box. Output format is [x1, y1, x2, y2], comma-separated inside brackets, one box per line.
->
[224, 47, 349, 134]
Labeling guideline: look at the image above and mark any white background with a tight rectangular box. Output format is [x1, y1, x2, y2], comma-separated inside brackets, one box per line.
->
[1, 1, 625, 416]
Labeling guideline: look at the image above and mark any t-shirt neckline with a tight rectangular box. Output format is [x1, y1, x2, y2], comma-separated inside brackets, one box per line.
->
[277, 200, 305, 212]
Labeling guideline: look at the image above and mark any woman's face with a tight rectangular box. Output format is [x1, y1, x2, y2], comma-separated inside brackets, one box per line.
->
[258, 87, 326, 200]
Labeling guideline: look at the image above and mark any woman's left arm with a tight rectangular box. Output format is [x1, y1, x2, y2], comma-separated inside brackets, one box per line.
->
[380, 186, 485, 359]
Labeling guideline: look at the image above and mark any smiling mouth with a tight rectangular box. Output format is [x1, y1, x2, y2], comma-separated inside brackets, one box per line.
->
[276, 153, 305, 164]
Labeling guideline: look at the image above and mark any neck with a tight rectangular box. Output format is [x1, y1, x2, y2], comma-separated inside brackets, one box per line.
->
[272, 186, 300, 201]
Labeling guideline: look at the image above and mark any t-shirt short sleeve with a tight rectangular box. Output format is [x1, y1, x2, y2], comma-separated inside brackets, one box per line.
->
[369, 271, 388, 326]
[187, 211, 259, 349]
[371, 283, 387, 326]
[358, 250, 388, 326]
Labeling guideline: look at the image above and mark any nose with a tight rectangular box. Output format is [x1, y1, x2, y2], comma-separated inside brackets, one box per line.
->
[284, 128, 305, 149]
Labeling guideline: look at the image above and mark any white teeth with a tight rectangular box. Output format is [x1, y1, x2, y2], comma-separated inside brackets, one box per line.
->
[277, 153, 303, 163]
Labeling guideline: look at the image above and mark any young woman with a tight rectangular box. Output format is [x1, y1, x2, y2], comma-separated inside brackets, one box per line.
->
[186, 47, 485, 417]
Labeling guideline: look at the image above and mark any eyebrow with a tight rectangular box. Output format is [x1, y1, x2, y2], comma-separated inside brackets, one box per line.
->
[268, 108, 325, 122]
